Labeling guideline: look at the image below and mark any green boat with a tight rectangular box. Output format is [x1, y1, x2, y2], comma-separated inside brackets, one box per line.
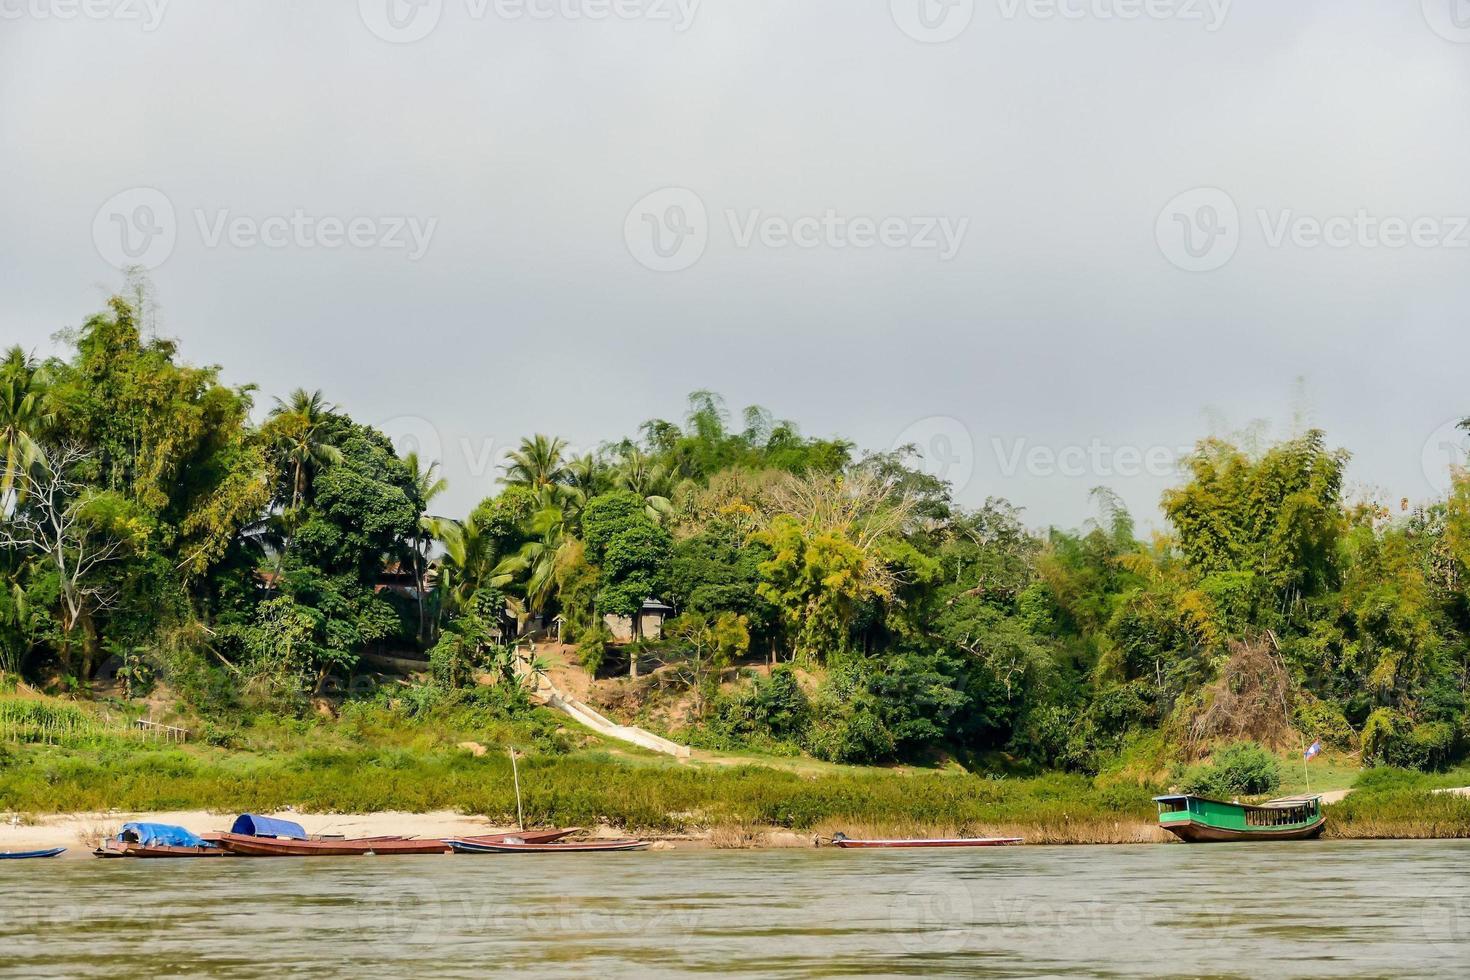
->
[1153, 794, 1325, 843]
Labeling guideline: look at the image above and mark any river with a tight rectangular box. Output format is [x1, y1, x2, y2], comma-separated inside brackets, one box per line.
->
[3, 840, 1467, 977]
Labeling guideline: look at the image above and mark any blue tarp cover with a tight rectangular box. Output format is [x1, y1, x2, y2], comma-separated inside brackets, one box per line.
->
[231, 814, 308, 839]
[119, 822, 207, 848]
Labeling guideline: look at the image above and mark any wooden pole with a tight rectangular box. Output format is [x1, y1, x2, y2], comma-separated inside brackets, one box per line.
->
[509, 747, 524, 832]
[1300, 735, 1311, 795]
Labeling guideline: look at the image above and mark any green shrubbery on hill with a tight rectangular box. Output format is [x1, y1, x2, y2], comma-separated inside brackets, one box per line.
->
[2, 283, 1470, 780]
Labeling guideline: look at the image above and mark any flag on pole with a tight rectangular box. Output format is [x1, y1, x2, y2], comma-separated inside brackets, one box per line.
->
[1303, 740, 1322, 762]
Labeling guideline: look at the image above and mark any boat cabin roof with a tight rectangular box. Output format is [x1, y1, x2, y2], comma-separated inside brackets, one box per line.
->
[1153, 793, 1322, 809]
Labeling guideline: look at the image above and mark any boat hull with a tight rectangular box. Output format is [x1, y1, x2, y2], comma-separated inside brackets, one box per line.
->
[94, 842, 229, 859]
[832, 837, 1023, 849]
[0, 847, 66, 860]
[215, 834, 450, 857]
[446, 838, 650, 854]
[1159, 817, 1326, 843]
[450, 829, 578, 847]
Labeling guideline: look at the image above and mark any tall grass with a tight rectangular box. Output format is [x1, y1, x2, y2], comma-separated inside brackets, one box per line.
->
[0, 734, 1162, 837]
[1325, 767, 1470, 839]
[0, 698, 123, 747]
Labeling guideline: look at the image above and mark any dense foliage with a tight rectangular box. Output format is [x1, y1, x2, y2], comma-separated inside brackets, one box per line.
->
[3, 288, 1470, 777]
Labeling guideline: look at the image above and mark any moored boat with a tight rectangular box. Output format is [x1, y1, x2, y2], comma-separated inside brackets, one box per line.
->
[1154, 794, 1325, 843]
[827, 833, 1023, 849]
[214, 834, 451, 856]
[445, 837, 650, 854]
[449, 829, 579, 847]
[0, 847, 66, 860]
[93, 823, 226, 859]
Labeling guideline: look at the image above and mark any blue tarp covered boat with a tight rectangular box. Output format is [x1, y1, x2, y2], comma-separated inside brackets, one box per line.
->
[230, 814, 308, 839]
[93, 822, 225, 858]
[118, 823, 209, 848]
[0, 847, 66, 860]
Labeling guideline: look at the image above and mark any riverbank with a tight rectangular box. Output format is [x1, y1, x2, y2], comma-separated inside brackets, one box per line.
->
[0, 807, 1177, 857]
[10, 789, 1470, 857]
[5, 699, 1470, 848]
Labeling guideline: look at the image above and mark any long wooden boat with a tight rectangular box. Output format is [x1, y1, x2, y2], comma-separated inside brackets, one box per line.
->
[1154, 794, 1325, 843]
[214, 833, 451, 856]
[449, 829, 579, 847]
[445, 837, 650, 854]
[0, 847, 66, 860]
[828, 834, 1023, 849]
[93, 822, 226, 859]
[94, 841, 230, 859]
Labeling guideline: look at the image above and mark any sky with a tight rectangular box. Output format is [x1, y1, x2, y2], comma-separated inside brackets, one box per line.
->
[3, 0, 1469, 530]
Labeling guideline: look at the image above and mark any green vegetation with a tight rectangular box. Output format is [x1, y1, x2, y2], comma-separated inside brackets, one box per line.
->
[1178, 742, 1282, 798]
[4, 282, 1470, 835]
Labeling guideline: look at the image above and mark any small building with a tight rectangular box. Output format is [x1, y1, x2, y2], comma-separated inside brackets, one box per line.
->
[604, 599, 676, 642]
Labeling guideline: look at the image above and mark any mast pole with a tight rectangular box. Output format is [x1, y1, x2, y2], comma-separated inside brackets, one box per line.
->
[510, 746, 524, 831]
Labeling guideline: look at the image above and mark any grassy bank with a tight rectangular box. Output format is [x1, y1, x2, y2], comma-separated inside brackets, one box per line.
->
[0, 739, 1158, 837]
[4, 695, 1470, 842]
[1325, 767, 1470, 839]
[0, 694, 1160, 837]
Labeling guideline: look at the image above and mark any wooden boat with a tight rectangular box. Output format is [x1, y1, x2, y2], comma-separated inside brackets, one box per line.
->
[215, 833, 451, 856]
[449, 829, 579, 847]
[93, 822, 226, 859]
[829, 834, 1023, 852]
[1154, 794, 1326, 843]
[94, 841, 229, 859]
[829, 834, 1023, 846]
[445, 837, 650, 854]
[0, 847, 66, 860]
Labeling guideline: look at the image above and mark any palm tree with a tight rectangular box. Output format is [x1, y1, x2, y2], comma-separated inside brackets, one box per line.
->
[566, 452, 612, 497]
[266, 389, 342, 513]
[501, 434, 568, 489]
[431, 516, 511, 620]
[405, 451, 448, 645]
[0, 347, 47, 504]
[615, 447, 674, 524]
[502, 505, 574, 615]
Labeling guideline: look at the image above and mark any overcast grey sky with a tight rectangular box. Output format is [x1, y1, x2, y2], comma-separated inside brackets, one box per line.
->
[3, 0, 1469, 528]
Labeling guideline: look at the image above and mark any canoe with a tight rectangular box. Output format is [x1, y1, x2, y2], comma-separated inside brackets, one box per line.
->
[0, 847, 66, 860]
[1154, 794, 1326, 843]
[829, 834, 1022, 849]
[445, 837, 650, 854]
[449, 829, 579, 847]
[94, 841, 229, 859]
[214, 833, 451, 857]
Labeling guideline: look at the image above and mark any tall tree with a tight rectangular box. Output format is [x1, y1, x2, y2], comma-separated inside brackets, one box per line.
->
[502, 434, 569, 489]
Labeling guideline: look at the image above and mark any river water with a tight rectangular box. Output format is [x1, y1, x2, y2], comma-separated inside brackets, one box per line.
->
[3, 840, 1468, 978]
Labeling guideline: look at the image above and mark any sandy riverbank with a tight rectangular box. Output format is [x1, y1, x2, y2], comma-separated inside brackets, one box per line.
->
[0, 809, 1164, 856]
[0, 810, 679, 859]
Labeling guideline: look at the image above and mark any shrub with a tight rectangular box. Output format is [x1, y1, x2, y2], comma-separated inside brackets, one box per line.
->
[807, 699, 894, 764]
[1292, 693, 1356, 750]
[1362, 708, 1457, 771]
[751, 666, 810, 741]
[576, 623, 613, 677]
[1180, 741, 1281, 797]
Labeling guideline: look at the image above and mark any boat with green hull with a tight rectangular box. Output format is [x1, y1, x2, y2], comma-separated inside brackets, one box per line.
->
[1154, 794, 1325, 843]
